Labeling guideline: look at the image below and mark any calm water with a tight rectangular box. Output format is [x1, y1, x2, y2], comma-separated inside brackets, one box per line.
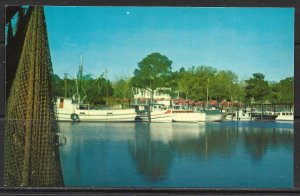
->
[58, 121, 293, 188]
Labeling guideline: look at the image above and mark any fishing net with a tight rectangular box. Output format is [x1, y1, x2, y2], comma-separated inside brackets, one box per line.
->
[4, 6, 64, 186]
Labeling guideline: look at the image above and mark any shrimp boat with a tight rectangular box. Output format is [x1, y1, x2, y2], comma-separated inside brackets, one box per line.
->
[56, 54, 136, 122]
[56, 97, 137, 122]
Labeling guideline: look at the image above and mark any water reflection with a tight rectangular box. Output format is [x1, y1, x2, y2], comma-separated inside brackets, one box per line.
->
[242, 127, 293, 160]
[127, 122, 292, 182]
[59, 122, 293, 187]
[128, 123, 172, 181]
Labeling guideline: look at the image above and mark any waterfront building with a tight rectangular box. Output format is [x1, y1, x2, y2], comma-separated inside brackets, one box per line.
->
[132, 87, 172, 106]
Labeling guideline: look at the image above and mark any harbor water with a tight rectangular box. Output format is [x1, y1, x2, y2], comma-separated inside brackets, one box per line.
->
[58, 121, 293, 188]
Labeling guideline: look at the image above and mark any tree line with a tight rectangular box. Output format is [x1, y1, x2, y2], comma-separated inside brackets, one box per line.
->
[52, 52, 294, 107]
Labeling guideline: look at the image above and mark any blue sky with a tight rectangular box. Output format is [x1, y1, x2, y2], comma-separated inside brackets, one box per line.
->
[44, 6, 294, 82]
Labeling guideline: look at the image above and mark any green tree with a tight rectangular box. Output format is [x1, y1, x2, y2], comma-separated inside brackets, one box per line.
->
[63, 78, 77, 98]
[52, 74, 64, 97]
[83, 77, 113, 106]
[192, 66, 217, 101]
[267, 81, 280, 104]
[165, 69, 181, 98]
[131, 52, 172, 102]
[52, 73, 114, 106]
[69, 70, 113, 106]
[211, 70, 238, 102]
[177, 68, 196, 100]
[233, 81, 246, 103]
[244, 73, 271, 103]
[112, 75, 133, 107]
[113, 75, 132, 99]
[277, 77, 294, 104]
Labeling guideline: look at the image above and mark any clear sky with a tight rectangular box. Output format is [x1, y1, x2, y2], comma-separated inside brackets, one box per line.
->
[44, 6, 294, 82]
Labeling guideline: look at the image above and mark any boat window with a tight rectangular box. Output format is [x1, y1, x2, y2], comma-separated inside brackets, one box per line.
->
[59, 98, 64, 108]
[173, 106, 181, 110]
[79, 105, 88, 110]
[283, 113, 285, 115]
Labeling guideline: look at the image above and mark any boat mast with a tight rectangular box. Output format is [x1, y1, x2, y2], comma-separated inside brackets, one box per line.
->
[75, 77, 79, 103]
[206, 78, 209, 106]
[76, 53, 83, 104]
[105, 68, 108, 107]
[79, 53, 83, 94]
[64, 73, 67, 97]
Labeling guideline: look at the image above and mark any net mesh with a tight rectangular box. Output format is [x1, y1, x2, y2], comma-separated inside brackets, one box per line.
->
[5, 6, 64, 186]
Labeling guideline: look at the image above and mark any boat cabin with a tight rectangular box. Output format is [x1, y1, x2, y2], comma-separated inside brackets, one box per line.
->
[56, 97, 74, 109]
[56, 97, 89, 110]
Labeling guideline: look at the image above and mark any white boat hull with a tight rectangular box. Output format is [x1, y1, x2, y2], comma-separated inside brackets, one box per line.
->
[57, 108, 137, 122]
[225, 110, 252, 121]
[206, 114, 224, 122]
[275, 114, 293, 121]
[140, 109, 173, 123]
[172, 112, 206, 122]
[226, 115, 251, 121]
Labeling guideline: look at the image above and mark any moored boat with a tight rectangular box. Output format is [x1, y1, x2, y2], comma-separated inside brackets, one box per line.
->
[252, 112, 278, 121]
[205, 109, 226, 122]
[134, 104, 172, 123]
[195, 107, 225, 122]
[56, 54, 137, 122]
[149, 109, 173, 122]
[172, 105, 206, 122]
[275, 111, 294, 122]
[56, 97, 137, 122]
[226, 109, 252, 121]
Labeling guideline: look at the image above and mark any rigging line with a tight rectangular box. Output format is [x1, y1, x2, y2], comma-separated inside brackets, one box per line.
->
[81, 71, 106, 93]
